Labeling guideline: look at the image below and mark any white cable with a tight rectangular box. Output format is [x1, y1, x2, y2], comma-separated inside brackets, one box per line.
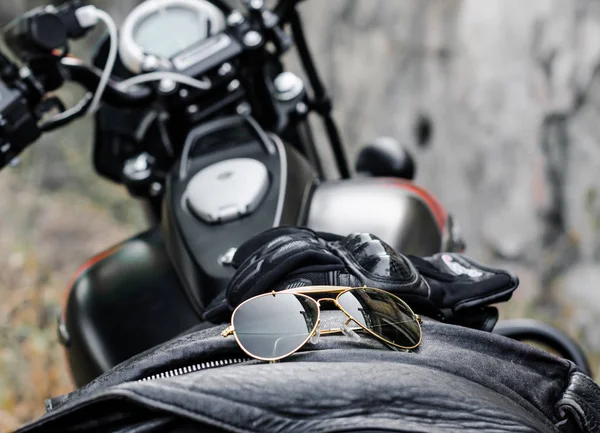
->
[75, 6, 211, 111]
[117, 72, 212, 91]
[85, 8, 118, 114]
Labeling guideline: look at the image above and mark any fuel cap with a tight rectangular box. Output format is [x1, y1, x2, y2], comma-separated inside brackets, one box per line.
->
[185, 158, 270, 223]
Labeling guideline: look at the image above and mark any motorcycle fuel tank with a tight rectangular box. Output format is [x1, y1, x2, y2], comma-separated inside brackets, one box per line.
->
[161, 116, 317, 318]
[306, 177, 450, 257]
[59, 228, 205, 386]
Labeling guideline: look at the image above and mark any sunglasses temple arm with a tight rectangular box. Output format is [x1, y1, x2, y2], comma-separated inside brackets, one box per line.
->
[319, 326, 362, 342]
[221, 326, 234, 337]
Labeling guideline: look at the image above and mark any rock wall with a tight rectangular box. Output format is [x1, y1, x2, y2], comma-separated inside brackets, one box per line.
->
[291, 0, 600, 362]
[296, 0, 600, 316]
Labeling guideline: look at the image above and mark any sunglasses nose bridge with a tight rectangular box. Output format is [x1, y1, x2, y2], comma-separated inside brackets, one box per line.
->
[315, 297, 337, 307]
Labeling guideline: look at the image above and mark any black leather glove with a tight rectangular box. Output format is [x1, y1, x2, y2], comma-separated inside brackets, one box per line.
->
[203, 227, 519, 332]
[405, 253, 518, 331]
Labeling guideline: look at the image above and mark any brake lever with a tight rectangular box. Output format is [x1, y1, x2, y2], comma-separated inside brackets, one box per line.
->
[38, 94, 92, 132]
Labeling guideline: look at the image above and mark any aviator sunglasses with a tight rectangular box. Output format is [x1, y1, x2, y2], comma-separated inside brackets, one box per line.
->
[222, 286, 423, 361]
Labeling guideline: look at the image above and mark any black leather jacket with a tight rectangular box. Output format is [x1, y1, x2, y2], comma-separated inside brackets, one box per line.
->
[17, 312, 600, 433]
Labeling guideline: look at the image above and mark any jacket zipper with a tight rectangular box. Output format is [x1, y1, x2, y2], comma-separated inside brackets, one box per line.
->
[138, 357, 252, 382]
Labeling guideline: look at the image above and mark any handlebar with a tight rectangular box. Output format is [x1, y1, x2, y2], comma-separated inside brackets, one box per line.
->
[61, 58, 154, 107]
[494, 319, 592, 376]
[58, 0, 301, 110]
[0, 0, 343, 175]
[0, 53, 155, 167]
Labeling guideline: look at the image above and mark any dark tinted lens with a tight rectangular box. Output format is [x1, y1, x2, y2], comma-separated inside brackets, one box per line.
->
[233, 293, 319, 360]
[337, 288, 421, 348]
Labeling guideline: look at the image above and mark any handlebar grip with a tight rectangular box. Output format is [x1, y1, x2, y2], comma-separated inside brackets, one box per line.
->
[0, 80, 41, 169]
[0, 51, 19, 82]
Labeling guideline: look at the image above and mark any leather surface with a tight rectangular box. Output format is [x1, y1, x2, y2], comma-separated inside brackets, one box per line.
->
[18, 314, 600, 433]
[35, 362, 557, 432]
[558, 372, 600, 432]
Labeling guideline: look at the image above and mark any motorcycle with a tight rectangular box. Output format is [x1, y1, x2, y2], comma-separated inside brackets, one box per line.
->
[0, 0, 590, 389]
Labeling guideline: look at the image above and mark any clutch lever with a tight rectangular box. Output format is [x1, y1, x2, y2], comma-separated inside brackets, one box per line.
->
[38, 93, 91, 132]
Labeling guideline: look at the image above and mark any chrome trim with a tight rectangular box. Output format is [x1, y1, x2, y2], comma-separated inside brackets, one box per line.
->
[268, 133, 287, 227]
[119, 0, 226, 74]
[173, 34, 233, 71]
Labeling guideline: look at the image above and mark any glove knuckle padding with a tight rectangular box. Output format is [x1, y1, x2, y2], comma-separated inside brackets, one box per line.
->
[332, 233, 427, 290]
[226, 228, 344, 306]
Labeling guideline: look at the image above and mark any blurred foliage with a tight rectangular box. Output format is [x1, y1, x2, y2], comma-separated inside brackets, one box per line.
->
[0, 1, 146, 430]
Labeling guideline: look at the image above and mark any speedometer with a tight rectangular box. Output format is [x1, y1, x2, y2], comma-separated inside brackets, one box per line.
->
[134, 6, 208, 59]
[120, 0, 226, 73]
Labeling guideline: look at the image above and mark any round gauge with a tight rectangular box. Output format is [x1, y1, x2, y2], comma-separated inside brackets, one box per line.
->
[120, 0, 226, 74]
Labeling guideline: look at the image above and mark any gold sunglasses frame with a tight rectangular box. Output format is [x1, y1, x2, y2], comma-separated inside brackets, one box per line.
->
[221, 286, 423, 362]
